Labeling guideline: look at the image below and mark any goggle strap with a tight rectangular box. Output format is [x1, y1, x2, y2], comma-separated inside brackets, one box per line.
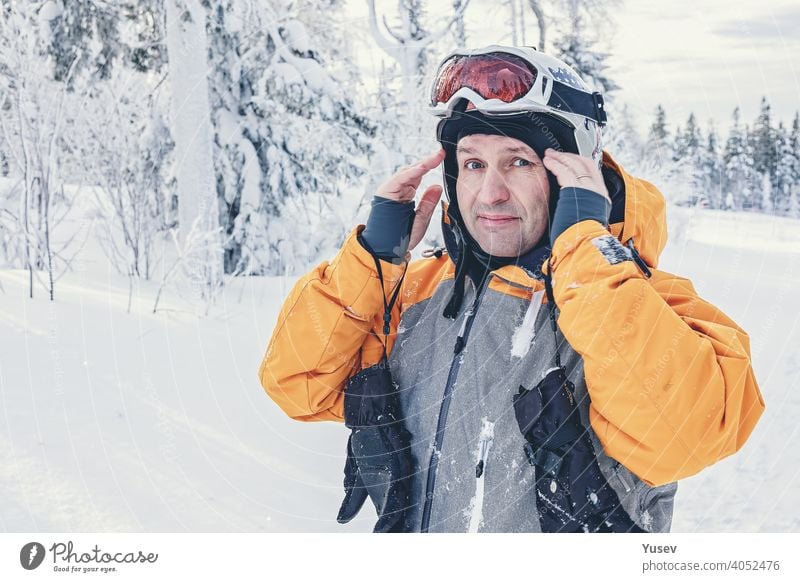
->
[546, 82, 607, 126]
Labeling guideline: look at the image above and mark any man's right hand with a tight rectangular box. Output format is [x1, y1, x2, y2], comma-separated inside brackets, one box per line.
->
[376, 149, 446, 252]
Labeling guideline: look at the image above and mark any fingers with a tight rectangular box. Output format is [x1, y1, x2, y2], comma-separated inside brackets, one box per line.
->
[543, 149, 609, 200]
[408, 185, 443, 251]
[394, 149, 446, 186]
[415, 148, 446, 171]
[377, 149, 445, 202]
[417, 184, 443, 214]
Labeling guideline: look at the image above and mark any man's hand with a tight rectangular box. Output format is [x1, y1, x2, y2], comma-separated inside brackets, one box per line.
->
[543, 149, 609, 201]
[376, 149, 446, 252]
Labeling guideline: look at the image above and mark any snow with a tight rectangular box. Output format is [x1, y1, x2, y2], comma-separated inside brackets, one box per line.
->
[280, 20, 311, 54]
[38, 1, 63, 23]
[1, 206, 798, 532]
[467, 418, 494, 533]
[271, 61, 304, 87]
[510, 289, 544, 358]
[215, 108, 262, 210]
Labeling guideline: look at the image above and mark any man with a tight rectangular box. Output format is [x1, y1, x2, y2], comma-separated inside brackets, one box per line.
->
[258, 46, 764, 533]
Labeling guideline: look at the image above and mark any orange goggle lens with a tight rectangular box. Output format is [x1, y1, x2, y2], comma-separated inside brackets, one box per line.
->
[431, 52, 538, 106]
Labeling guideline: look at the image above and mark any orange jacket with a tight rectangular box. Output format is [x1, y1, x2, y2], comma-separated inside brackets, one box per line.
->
[259, 151, 765, 487]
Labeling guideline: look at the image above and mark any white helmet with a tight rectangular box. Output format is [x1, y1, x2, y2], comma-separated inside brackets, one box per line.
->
[429, 45, 606, 166]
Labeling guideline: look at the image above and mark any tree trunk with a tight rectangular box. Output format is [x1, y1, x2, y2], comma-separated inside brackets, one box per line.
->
[164, 0, 220, 269]
[527, 0, 546, 51]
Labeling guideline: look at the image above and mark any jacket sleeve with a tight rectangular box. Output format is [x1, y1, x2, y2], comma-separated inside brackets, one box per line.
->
[258, 226, 406, 422]
[548, 220, 765, 487]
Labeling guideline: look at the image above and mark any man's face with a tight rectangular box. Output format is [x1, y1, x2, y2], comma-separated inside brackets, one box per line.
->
[455, 134, 550, 257]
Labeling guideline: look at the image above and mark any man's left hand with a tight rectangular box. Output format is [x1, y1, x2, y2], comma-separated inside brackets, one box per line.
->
[543, 149, 609, 202]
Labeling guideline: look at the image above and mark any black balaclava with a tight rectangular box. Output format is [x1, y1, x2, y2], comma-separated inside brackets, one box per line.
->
[436, 106, 580, 319]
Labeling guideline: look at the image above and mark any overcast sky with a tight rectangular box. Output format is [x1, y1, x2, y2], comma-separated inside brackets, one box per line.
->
[606, 0, 800, 134]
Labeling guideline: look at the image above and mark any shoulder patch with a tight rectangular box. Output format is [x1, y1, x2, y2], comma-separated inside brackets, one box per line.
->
[591, 235, 632, 265]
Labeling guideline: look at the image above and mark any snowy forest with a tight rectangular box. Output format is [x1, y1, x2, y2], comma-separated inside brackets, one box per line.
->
[1, 0, 797, 305]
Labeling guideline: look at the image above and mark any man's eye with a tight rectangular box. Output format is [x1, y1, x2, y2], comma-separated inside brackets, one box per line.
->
[464, 160, 483, 170]
[513, 158, 532, 167]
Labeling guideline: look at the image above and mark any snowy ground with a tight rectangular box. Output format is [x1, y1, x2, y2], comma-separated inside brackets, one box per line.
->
[1, 206, 798, 532]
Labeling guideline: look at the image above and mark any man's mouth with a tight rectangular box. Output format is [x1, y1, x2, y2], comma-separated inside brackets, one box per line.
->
[478, 214, 519, 226]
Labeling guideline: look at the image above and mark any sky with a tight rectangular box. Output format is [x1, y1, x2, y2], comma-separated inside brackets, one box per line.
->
[341, 0, 800, 137]
[605, 0, 800, 135]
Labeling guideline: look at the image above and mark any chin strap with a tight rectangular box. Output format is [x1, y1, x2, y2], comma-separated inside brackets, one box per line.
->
[442, 230, 469, 319]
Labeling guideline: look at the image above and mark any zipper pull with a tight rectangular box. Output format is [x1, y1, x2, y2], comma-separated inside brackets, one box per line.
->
[626, 238, 652, 279]
[454, 307, 473, 354]
[474, 419, 495, 479]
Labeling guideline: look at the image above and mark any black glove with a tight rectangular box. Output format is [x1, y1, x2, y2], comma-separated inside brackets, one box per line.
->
[336, 359, 415, 533]
[513, 367, 645, 533]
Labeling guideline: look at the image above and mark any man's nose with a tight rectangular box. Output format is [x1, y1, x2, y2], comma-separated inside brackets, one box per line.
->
[478, 167, 511, 205]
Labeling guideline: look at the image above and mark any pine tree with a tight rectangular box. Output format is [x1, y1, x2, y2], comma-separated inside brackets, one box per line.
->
[742, 124, 761, 210]
[790, 113, 800, 218]
[774, 120, 799, 215]
[646, 105, 671, 166]
[684, 113, 702, 158]
[752, 96, 778, 180]
[672, 124, 685, 163]
[697, 120, 723, 208]
[723, 108, 756, 210]
[602, 103, 643, 165]
[790, 112, 800, 154]
[552, 6, 619, 94]
[667, 113, 704, 205]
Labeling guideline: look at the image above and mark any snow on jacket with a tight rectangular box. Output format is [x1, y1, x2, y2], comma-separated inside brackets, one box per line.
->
[258, 151, 765, 532]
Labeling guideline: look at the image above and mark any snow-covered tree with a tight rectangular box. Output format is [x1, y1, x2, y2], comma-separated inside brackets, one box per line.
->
[773, 121, 798, 215]
[367, 0, 469, 153]
[0, 1, 83, 299]
[699, 121, 724, 209]
[669, 113, 703, 201]
[787, 113, 800, 218]
[452, 0, 468, 46]
[552, 0, 619, 94]
[683, 113, 702, 160]
[526, 0, 548, 50]
[164, 0, 222, 308]
[752, 96, 777, 181]
[646, 105, 671, 166]
[742, 124, 762, 210]
[722, 108, 755, 210]
[602, 103, 643, 166]
[78, 68, 174, 284]
[40, 0, 166, 81]
[198, 0, 378, 275]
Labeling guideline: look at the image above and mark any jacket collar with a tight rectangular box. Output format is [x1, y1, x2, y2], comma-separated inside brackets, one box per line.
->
[441, 211, 550, 287]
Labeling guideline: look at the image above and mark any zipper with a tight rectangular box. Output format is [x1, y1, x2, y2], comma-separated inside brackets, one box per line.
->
[420, 274, 491, 533]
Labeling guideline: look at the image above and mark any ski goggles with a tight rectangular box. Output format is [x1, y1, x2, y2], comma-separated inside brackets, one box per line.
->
[429, 46, 607, 127]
